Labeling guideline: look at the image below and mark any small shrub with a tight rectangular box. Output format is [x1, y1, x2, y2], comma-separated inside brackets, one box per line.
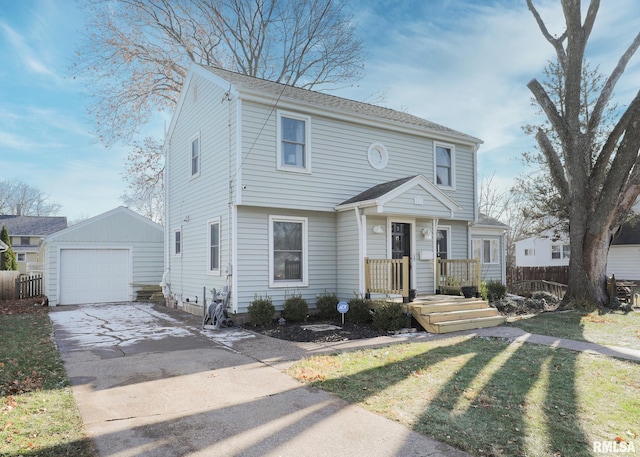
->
[486, 280, 507, 302]
[282, 293, 309, 322]
[248, 294, 275, 327]
[480, 281, 489, 301]
[372, 302, 405, 332]
[347, 296, 373, 324]
[315, 291, 340, 319]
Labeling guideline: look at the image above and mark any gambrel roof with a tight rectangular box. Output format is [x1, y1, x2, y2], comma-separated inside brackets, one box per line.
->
[0, 215, 67, 237]
[198, 65, 482, 145]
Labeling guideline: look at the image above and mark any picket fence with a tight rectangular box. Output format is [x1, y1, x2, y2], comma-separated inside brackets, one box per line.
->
[0, 272, 43, 300]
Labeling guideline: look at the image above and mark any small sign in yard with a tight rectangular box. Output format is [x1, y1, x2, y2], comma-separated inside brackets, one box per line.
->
[337, 301, 349, 325]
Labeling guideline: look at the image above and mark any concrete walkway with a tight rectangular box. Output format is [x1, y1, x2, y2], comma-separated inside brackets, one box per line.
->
[49, 303, 640, 457]
[50, 303, 470, 457]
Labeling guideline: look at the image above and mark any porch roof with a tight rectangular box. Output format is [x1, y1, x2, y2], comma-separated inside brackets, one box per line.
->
[335, 174, 461, 217]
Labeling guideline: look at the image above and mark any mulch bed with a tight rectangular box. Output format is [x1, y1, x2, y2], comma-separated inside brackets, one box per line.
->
[244, 318, 386, 343]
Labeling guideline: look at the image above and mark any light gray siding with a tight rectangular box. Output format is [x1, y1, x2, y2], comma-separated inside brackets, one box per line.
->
[337, 209, 361, 300]
[235, 206, 337, 313]
[607, 245, 640, 281]
[165, 71, 236, 311]
[42, 207, 164, 306]
[238, 100, 476, 221]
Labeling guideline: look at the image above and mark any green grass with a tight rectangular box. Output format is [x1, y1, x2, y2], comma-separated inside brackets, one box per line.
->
[289, 335, 640, 457]
[0, 311, 95, 456]
[506, 310, 640, 349]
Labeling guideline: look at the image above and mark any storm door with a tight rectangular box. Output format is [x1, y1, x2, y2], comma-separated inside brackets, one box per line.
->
[391, 222, 411, 290]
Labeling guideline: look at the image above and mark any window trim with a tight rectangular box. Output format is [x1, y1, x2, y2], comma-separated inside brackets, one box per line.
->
[17, 253, 26, 262]
[268, 215, 309, 288]
[434, 141, 455, 189]
[436, 226, 451, 260]
[551, 243, 570, 260]
[276, 110, 311, 174]
[190, 132, 201, 178]
[207, 218, 221, 275]
[173, 228, 182, 256]
[473, 238, 499, 264]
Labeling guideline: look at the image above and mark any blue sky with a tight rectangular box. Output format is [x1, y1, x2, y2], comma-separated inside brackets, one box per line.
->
[1, 0, 639, 222]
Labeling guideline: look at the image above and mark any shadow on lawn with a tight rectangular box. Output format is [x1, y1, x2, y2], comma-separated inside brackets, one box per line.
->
[319, 333, 592, 457]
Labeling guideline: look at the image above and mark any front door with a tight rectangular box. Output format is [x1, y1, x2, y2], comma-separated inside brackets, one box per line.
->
[391, 222, 411, 290]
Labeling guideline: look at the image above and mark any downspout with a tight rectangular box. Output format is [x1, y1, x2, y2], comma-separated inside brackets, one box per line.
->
[354, 206, 365, 296]
[432, 219, 439, 293]
[161, 137, 171, 300]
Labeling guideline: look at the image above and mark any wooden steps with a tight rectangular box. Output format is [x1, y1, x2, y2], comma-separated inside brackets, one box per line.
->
[410, 297, 505, 334]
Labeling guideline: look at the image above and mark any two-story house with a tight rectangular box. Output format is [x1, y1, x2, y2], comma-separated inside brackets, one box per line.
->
[162, 65, 506, 317]
[0, 213, 67, 274]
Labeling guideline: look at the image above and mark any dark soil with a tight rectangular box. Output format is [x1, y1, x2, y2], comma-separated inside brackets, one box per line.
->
[0, 296, 48, 315]
[244, 317, 386, 343]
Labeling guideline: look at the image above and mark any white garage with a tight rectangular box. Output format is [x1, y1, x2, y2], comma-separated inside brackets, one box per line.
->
[42, 207, 164, 306]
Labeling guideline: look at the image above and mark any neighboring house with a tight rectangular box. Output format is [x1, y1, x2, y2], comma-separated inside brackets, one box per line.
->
[514, 233, 571, 267]
[514, 222, 640, 281]
[0, 213, 67, 274]
[41, 206, 164, 306]
[471, 213, 509, 284]
[607, 222, 640, 281]
[162, 64, 506, 315]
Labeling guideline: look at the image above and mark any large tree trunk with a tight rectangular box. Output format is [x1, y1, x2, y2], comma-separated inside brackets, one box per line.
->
[563, 193, 614, 307]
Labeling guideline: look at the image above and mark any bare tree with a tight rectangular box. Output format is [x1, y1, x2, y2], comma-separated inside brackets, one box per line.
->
[526, 0, 640, 307]
[75, 0, 365, 223]
[0, 180, 61, 216]
[121, 137, 164, 225]
[516, 59, 618, 238]
[75, 0, 365, 145]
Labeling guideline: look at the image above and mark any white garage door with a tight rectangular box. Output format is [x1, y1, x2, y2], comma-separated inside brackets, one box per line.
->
[59, 249, 130, 305]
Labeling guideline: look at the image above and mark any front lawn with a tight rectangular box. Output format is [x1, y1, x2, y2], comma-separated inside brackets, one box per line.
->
[506, 309, 640, 350]
[0, 300, 95, 456]
[289, 335, 640, 457]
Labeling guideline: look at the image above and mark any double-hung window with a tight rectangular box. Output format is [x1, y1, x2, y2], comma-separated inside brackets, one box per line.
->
[277, 111, 311, 172]
[191, 133, 200, 177]
[473, 239, 499, 264]
[269, 215, 308, 287]
[551, 244, 570, 260]
[435, 142, 454, 188]
[208, 219, 220, 273]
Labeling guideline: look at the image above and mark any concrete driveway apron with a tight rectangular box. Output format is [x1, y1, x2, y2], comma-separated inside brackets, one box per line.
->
[50, 302, 469, 457]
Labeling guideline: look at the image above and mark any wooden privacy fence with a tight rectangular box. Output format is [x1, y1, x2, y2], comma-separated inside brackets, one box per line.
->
[507, 266, 569, 285]
[0, 272, 43, 300]
[365, 256, 409, 300]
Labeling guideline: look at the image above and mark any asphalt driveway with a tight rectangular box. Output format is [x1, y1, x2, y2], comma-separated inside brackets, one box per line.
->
[50, 302, 469, 457]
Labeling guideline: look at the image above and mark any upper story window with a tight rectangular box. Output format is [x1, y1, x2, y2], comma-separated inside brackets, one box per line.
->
[277, 111, 311, 173]
[208, 219, 220, 273]
[174, 229, 182, 256]
[435, 142, 455, 188]
[269, 215, 308, 287]
[20, 237, 30, 246]
[552, 244, 570, 260]
[191, 133, 200, 177]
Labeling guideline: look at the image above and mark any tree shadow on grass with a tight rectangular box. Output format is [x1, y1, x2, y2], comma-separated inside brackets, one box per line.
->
[315, 336, 593, 457]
